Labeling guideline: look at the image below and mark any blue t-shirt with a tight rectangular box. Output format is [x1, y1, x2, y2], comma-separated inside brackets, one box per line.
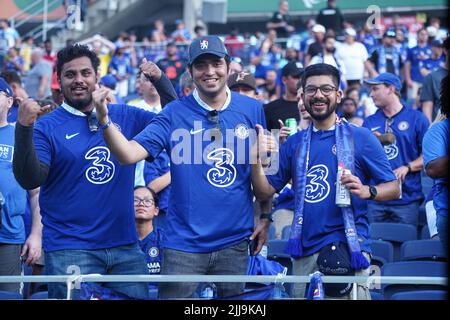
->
[407, 44, 432, 83]
[133, 92, 266, 253]
[34, 103, 155, 251]
[139, 227, 164, 289]
[423, 119, 449, 217]
[143, 151, 170, 213]
[267, 124, 396, 256]
[0, 125, 26, 244]
[419, 56, 446, 74]
[363, 106, 429, 205]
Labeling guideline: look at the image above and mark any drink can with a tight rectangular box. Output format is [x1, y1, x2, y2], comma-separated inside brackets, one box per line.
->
[336, 167, 351, 207]
[285, 118, 298, 136]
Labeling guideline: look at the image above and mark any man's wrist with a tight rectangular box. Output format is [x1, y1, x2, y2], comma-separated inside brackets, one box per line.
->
[98, 116, 111, 129]
[260, 213, 273, 223]
[405, 163, 412, 173]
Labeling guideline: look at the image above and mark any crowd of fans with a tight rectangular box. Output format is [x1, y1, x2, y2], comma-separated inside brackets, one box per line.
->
[0, 0, 448, 300]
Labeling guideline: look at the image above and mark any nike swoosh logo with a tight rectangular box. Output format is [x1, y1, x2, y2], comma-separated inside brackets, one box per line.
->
[65, 133, 80, 139]
[371, 126, 381, 131]
[190, 128, 205, 135]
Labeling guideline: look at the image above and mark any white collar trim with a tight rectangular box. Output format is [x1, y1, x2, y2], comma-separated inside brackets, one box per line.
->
[193, 87, 231, 112]
[61, 101, 88, 117]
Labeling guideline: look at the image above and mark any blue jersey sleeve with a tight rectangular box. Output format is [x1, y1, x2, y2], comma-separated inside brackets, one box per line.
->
[266, 133, 297, 192]
[360, 129, 397, 184]
[132, 104, 172, 159]
[423, 121, 449, 167]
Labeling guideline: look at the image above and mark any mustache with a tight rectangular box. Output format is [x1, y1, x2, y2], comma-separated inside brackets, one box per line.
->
[310, 98, 329, 104]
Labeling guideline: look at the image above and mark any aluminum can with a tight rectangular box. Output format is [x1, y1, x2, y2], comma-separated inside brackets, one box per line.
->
[285, 118, 298, 136]
[336, 167, 351, 207]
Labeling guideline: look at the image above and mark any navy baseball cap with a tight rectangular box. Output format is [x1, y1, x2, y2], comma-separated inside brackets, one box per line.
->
[364, 73, 402, 92]
[0, 77, 13, 97]
[188, 35, 228, 65]
[100, 74, 117, 90]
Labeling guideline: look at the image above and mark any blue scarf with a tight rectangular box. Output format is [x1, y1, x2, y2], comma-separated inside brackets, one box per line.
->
[285, 117, 370, 270]
[377, 45, 400, 76]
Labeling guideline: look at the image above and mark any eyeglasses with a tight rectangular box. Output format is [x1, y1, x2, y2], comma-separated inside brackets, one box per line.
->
[385, 117, 394, 133]
[207, 110, 222, 139]
[134, 197, 155, 207]
[304, 85, 337, 96]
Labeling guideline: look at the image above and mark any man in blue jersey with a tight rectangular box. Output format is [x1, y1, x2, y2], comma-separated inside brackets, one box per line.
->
[134, 186, 163, 294]
[95, 35, 273, 299]
[12, 44, 177, 300]
[251, 64, 399, 299]
[0, 78, 42, 293]
[363, 73, 430, 226]
[423, 74, 449, 252]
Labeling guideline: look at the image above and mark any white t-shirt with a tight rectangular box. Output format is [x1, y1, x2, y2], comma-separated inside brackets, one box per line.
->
[335, 42, 369, 81]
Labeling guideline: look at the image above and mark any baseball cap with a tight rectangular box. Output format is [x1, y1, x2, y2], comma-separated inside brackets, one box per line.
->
[188, 35, 228, 65]
[281, 61, 304, 78]
[344, 28, 356, 37]
[383, 29, 396, 38]
[364, 73, 402, 92]
[0, 77, 13, 97]
[100, 74, 117, 90]
[312, 24, 326, 34]
[227, 71, 256, 91]
[316, 242, 355, 297]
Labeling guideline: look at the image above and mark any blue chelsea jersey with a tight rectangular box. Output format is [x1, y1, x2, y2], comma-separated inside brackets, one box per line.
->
[139, 227, 164, 289]
[407, 45, 432, 83]
[34, 103, 155, 251]
[363, 106, 429, 205]
[267, 124, 396, 256]
[134, 92, 266, 253]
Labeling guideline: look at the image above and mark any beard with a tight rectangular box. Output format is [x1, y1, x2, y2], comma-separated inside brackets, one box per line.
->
[305, 97, 337, 121]
[65, 95, 93, 110]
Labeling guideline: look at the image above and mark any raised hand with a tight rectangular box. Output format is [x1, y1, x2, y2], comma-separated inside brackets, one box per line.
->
[139, 57, 162, 82]
[278, 119, 291, 145]
[92, 84, 112, 125]
[17, 98, 50, 126]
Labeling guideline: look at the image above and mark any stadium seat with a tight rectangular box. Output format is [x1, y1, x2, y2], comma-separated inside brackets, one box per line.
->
[370, 240, 394, 267]
[390, 290, 447, 300]
[0, 291, 23, 300]
[268, 224, 276, 240]
[369, 222, 418, 260]
[420, 224, 431, 240]
[400, 240, 447, 262]
[381, 261, 447, 300]
[148, 288, 158, 300]
[28, 291, 48, 300]
[370, 290, 384, 300]
[281, 225, 291, 240]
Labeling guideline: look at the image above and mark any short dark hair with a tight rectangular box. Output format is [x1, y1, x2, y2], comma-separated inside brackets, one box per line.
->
[301, 63, 340, 89]
[0, 70, 22, 86]
[134, 185, 159, 208]
[56, 44, 100, 79]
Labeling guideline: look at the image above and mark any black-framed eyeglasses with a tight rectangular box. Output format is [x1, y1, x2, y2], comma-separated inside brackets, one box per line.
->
[304, 85, 337, 96]
[134, 197, 155, 207]
[385, 117, 394, 133]
[207, 110, 222, 139]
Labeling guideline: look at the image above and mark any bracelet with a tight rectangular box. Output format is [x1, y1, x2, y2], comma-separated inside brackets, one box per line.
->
[99, 117, 112, 130]
[260, 213, 274, 223]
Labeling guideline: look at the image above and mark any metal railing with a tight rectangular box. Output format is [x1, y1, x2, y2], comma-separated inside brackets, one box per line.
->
[0, 274, 447, 300]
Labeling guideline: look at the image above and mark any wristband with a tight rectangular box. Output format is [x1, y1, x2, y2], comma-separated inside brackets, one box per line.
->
[260, 213, 274, 223]
[405, 163, 412, 173]
[99, 117, 112, 130]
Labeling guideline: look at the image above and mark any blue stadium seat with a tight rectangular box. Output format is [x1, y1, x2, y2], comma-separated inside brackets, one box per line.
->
[390, 290, 447, 300]
[370, 240, 394, 267]
[281, 225, 291, 240]
[370, 290, 384, 300]
[420, 224, 431, 240]
[268, 224, 276, 240]
[28, 291, 48, 299]
[0, 291, 23, 300]
[381, 261, 447, 300]
[369, 223, 418, 260]
[148, 288, 158, 300]
[400, 240, 447, 262]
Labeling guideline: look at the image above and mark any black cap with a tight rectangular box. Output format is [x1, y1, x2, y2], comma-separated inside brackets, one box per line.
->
[281, 61, 304, 78]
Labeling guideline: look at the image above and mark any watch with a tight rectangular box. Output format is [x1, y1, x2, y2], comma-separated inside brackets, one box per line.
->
[99, 117, 112, 130]
[260, 213, 274, 223]
[369, 186, 378, 200]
